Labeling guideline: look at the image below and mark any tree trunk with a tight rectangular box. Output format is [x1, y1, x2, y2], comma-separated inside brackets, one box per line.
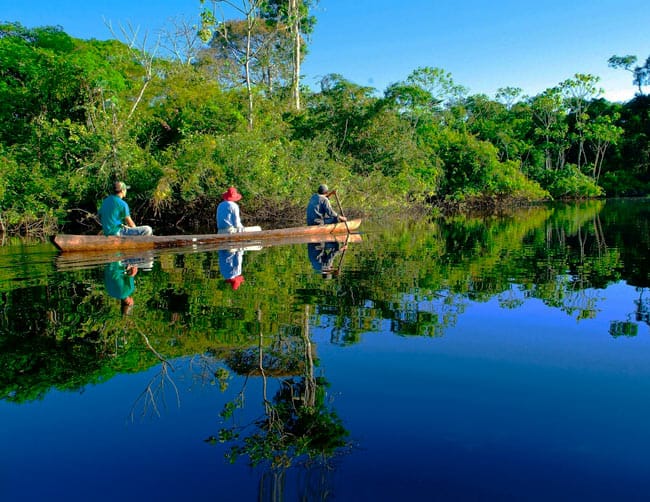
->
[245, 25, 254, 130]
[290, 0, 301, 111]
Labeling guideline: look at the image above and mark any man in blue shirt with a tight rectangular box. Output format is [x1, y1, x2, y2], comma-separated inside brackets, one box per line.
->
[216, 186, 245, 233]
[98, 181, 153, 236]
[306, 184, 348, 226]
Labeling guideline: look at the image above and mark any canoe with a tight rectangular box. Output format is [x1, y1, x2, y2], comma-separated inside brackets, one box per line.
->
[51, 218, 362, 253]
[55, 232, 362, 271]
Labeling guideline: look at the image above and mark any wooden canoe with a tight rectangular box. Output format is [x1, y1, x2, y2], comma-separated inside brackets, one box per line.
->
[51, 218, 362, 253]
[55, 232, 362, 271]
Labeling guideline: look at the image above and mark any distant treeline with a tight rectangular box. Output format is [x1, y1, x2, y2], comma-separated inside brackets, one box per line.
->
[0, 16, 649, 235]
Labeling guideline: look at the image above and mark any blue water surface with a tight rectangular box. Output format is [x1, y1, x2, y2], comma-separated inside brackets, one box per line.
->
[2, 200, 650, 501]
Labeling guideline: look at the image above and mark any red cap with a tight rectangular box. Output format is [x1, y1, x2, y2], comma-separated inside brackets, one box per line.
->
[225, 275, 244, 290]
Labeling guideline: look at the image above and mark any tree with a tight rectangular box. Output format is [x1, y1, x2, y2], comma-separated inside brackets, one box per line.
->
[159, 15, 205, 66]
[495, 86, 524, 111]
[203, 18, 291, 94]
[531, 88, 568, 172]
[559, 73, 602, 171]
[584, 112, 623, 182]
[200, 0, 269, 130]
[608, 54, 650, 95]
[405, 67, 467, 110]
[261, 0, 317, 110]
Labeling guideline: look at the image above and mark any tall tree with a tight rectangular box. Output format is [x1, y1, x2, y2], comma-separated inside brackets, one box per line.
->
[261, 0, 317, 111]
[560, 73, 602, 171]
[531, 88, 567, 172]
[584, 113, 623, 182]
[200, 0, 268, 130]
[608, 54, 650, 95]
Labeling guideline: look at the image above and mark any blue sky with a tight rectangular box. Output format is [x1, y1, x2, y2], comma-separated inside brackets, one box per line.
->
[2, 0, 648, 102]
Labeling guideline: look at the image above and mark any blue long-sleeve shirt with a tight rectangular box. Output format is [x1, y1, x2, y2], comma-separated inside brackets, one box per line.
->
[216, 200, 243, 232]
[306, 193, 339, 225]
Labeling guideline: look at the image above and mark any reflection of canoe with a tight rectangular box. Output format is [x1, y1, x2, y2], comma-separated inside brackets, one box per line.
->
[52, 219, 362, 253]
[55, 231, 362, 271]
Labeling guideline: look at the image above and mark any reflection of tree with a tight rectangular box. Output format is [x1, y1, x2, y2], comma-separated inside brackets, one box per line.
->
[389, 292, 466, 338]
[609, 287, 650, 338]
[129, 324, 180, 420]
[211, 306, 350, 500]
[497, 285, 526, 309]
[4, 200, 649, 404]
[609, 320, 638, 338]
[635, 288, 650, 326]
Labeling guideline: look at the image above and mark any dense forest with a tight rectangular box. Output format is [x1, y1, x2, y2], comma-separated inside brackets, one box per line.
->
[1, 0, 649, 236]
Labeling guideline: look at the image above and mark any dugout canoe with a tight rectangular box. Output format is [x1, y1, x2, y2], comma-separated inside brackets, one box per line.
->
[51, 219, 362, 253]
[55, 232, 362, 271]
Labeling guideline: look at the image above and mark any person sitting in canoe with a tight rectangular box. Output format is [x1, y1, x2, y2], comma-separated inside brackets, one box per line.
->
[98, 181, 153, 236]
[215, 186, 262, 234]
[216, 186, 245, 234]
[306, 184, 348, 226]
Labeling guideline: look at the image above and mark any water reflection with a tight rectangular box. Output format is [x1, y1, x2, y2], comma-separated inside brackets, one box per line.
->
[219, 248, 245, 290]
[104, 261, 137, 315]
[307, 240, 346, 278]
[103, 255, 154, 315]
[3, 200, 650, 499]
[208, 305, 350, 499]
[2, 201, 649, 404]
[636, 287, 650, 325]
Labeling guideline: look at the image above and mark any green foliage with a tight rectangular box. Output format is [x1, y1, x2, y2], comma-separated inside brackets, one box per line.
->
[547, 165, 603, 199]
[427, 127, 548, 201]
[600, 170, 650, 196]
[1, 22, 649, 234]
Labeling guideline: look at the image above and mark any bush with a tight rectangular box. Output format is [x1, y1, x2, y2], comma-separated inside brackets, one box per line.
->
[548, 165, 603, 199]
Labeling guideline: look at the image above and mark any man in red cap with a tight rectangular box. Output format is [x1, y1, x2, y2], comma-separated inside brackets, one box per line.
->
[216, 186, 244, 234]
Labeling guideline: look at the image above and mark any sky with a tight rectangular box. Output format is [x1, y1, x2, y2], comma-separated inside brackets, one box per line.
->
[2, 0, 648, 102]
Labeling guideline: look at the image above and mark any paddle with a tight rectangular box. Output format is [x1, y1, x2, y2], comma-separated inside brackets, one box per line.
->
[330, 189, 350, 233]
[335, 233, 351, 276]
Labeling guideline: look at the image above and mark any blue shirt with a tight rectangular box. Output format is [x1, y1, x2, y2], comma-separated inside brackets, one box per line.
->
[306, 193, 338, 225]
[308, 242, 341, 272]
[218, 249, 243, 279]
[216, 200, 242, 231]
[98, 195, 130, 236]
[104, 262, 135, 300]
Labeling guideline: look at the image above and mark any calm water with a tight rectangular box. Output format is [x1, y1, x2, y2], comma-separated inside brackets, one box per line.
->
[1, 199, 650, 501]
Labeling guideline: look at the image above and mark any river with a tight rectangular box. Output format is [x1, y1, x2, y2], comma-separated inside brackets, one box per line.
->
[1, 199, 649, 501]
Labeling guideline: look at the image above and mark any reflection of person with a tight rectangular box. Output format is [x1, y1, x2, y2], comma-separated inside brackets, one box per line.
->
[216, 187, 245, 234]
[104, 261, 138, 315]
[306, 184, 348, 226]
[122, 255, 154, 272]
[98, 181, 153, 236]
[218, 248, 245, 290]
[308, 241, 346, 278]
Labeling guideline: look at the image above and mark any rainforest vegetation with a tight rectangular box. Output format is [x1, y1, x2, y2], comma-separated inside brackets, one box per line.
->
[1, 0, 649, 235]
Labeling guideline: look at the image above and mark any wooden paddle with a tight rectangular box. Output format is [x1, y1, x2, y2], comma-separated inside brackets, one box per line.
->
[330, 190, 350, 233]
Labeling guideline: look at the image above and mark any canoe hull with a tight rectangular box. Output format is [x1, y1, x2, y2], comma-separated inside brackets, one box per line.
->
[55, 232, 362, 271]
[52, 219, 362, 252]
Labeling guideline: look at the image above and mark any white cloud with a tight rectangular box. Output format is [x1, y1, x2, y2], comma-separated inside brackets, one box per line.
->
[602, 87, 636, 103]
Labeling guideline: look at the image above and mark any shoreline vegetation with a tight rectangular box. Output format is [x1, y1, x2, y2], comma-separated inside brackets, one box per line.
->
[1, 15, 649, 238]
